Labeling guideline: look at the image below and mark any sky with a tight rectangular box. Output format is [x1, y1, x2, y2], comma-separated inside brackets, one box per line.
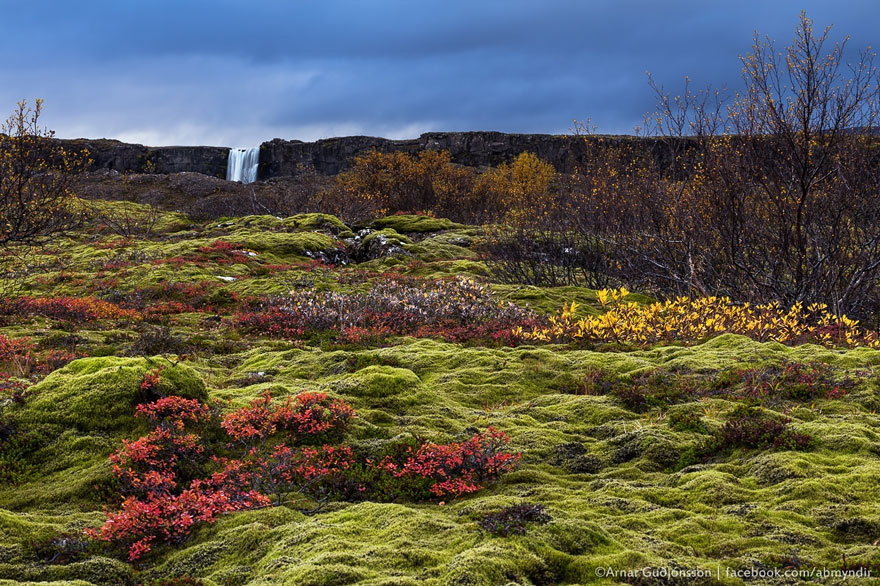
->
[0, 0, 876, 147]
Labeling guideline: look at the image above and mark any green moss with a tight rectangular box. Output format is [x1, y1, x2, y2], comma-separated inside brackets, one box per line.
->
[490, 284, 656, 317]
[362, 228, 412, 247]
[329, 365, 431, 410]
[44, 558, 134, 586]
[442, 542, 552, 585]
[207, 215, 278, 231]
[398, 230, 479, 264]
[345, 365, 421, 397]
[19, 357, 207, 432]
[283, 213, 355, 238]
[229, 231, 337, 259]
[219, 214, 356, 240]
[371, 215, 463, 233]
[0, 510, 100, 550]
[8, 210, 880, 585]
[89, 200, 191, 235]
[402, 259, 489, 278]
[0, 557, 135, 586]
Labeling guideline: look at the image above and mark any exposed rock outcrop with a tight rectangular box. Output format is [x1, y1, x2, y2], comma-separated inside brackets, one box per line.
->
[63, 138, 230, 177]
[59, 131, 684, 180]
[257, 131, 591, 177]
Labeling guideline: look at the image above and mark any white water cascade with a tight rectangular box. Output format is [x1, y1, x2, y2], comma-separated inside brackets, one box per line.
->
[226, 147, 260, 183]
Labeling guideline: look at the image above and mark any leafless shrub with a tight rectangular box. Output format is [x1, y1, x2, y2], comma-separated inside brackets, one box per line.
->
[565, 14, 880, 319]
[482, 225, 613, 288]
[128, 325, 189, 357]
[0, 100, 89, 247]
[91, 198, 159, 239]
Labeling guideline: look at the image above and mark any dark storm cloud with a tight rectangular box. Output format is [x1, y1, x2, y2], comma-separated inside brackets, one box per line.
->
[0, 0, 876, 145]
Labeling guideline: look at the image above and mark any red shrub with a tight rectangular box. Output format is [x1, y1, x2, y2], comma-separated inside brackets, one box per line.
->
[0, 335, 79, 377]
[87, 483, 268, 561]
[139, 367, 165, 396]
[37, 350, 78, 373]
[719, 407, 814, 451]
[5, 296, 140, 322]
[251, 443, 354, 505]
[136, 396, 212, 430]
[219, 392, 278, 448]
[121, 281, 241, 318]
[0, 373, 28, 397]
[276, 392, 355, 442]
[221, 391, 354, 450]
[375, 427, 521, 499]
[110, 428, 205, 497]
[90, 393, 518, 560]
[0, 334, 33, 366]
[92, 395, 227, 559]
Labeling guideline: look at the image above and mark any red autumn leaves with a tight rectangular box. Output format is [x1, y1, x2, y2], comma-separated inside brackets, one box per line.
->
[89, 387, 519, 561]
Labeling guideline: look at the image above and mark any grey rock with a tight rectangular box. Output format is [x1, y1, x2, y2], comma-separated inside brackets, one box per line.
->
[58, 131, 693, 181]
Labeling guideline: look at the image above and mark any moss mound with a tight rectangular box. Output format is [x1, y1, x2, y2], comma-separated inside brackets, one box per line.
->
[282, 213, 355, 238]
[19, 357, 207, 432]
[0, 558, 133, 586]
[228, 231, 337, 259]
[361, 228, 412, 247]
[329, 365, 429, 410]
[405, 231, 478, 262]
[349, 365, 420, 397]
[371, 215, 462, 233]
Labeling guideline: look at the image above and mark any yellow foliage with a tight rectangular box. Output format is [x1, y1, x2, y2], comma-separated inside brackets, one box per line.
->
[524, 294, 879, 348]
[476, 152, 556, 227]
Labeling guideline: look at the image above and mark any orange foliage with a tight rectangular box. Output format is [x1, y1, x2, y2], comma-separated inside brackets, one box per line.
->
[330, 149, 557, 225]
[332, 149, 473, 221]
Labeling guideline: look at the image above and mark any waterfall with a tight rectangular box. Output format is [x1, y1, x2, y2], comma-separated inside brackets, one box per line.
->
[226, 147, 260, 183]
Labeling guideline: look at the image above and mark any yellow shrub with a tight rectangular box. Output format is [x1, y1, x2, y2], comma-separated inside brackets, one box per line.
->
[477, 152, 556, 227]
[519, 289, 879, 348]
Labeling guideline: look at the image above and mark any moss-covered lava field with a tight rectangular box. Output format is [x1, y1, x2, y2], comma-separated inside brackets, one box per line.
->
[1, 204, 880, 586]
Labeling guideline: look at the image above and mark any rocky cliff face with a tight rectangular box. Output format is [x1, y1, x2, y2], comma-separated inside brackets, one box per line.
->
[149, 145, 230, 176]
[60, 131, 674, 180]
[62, 138, 230, 178]
[257, 131, 591, 177]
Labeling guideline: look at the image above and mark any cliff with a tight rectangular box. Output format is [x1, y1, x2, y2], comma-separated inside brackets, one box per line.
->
[257, 132, 593, 177]
[61, 131, 677, 180]
[61, 138, 230, 177]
